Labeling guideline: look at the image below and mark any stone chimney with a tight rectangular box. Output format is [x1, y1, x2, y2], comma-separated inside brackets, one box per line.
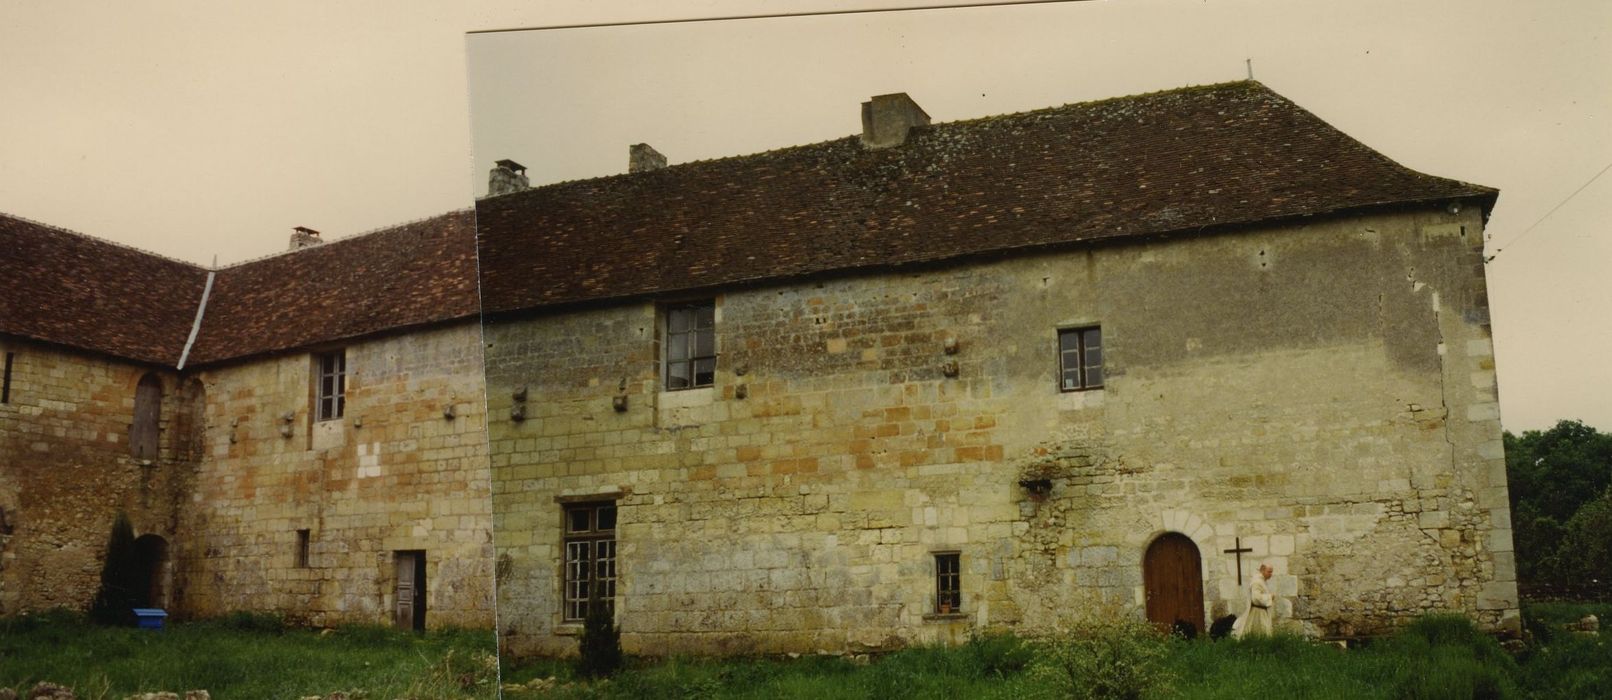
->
[289, 226, 323, 251]
[860, 93, 930, 149]
[488, 159, 529, 196]
[629, 143, 667, 173]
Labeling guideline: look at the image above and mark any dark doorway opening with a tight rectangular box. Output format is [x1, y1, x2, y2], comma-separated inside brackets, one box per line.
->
[394, 550, 426, 631]
[1143, 532, 1204, 637]
[132, 534, 168, 609]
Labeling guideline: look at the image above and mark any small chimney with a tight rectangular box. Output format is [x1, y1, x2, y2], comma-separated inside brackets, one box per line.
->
[860, 93, 930, 149]
[629, 143, 667, 173]
[289, 226, 323, 251]
[488, 158, 530, 197]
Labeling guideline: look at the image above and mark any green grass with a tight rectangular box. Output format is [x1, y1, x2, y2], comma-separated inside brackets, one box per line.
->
[503, 611, 1606, 700]
[7, 609, 1607, 699]
[0, 610, 497, 699]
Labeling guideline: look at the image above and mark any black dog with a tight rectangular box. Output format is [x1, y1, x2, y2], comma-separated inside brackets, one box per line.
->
[1210, 614, 1238, 640]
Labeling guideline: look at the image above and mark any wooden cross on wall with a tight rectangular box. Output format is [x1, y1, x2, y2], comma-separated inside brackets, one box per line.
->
[1224, 537, 1254, 585]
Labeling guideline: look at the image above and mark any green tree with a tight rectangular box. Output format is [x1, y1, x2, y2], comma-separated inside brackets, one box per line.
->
[1554, 489, 1612, 584]
[1506, 420, 1612, 583]
[89, 512, 140, 625]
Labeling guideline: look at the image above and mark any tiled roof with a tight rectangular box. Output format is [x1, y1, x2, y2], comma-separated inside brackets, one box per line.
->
[475, 81, 1495, 315]
[185, 210, 479, 365]
[0, 210, 478, 367]
[0, 213, 208, 365]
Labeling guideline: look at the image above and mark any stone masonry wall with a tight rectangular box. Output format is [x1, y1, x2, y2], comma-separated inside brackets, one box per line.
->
[177, 322, 494, 628]
[487, 206, 1516, 656]
[0, 339, 196, 614]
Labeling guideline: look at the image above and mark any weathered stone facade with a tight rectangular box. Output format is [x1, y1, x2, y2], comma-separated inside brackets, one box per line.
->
[177, 323, 494, 627]
[0, 339, 197, 614]
[0, 210, 492, 630]
[487, 206, 1516, 656]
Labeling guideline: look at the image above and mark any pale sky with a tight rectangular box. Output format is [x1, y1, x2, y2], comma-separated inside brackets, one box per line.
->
[1, 1, 1607, 432]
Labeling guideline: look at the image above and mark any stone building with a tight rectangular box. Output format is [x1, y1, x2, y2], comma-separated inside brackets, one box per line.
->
[0, 211, 494, 629]
[0, 79, 1517, 655]
[477, 81, 1518, 656]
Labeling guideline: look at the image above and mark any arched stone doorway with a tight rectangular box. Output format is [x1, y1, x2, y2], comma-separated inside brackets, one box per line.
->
[1143, 532, 1204, 637]
[132, 534, 169, 609]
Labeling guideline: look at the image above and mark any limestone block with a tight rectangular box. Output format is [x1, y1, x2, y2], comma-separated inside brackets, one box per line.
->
[1269, 534, 1294, 556]
[1418, 510, 1449, 529]
[1487, 528, 1514, 553]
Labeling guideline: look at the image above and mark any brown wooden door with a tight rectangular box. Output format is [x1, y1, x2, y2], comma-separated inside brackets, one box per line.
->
[394, 551, 425, 630]
[1144, 533, 1204, 637]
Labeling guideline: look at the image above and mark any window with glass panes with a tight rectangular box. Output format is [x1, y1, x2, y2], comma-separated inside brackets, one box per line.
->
[563, 501, 617, 621]
[315, 350, 346, 420]
[663, 301, 716, 390]
[1057, 327, 1102, 391]
[935, 552, 961, 613]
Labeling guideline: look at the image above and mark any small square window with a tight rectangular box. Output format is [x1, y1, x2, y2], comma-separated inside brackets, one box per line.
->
[1057, 327, 1102, 391]
[563, 501, 618, 621]
[664, 301, 716, 391]
[315, 350, 346, 421]
[935, 552, 961, 613]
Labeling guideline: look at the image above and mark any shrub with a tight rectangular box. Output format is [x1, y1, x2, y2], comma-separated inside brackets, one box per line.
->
[1026, 616, 1173, 700]
[88, 512, 139, 626]
[966, 631, 1033, 678]
[576, 602, 622, 678]
[1380, 614, 1518, 700]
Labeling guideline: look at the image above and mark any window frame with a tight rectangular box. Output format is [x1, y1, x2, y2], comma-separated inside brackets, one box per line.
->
[314, 350, 346, 421]
[1056, 326, 1103, 392]
[562, 501, 618, 622]
[661, 300, 717, 391]
[934, 551, 962, 614]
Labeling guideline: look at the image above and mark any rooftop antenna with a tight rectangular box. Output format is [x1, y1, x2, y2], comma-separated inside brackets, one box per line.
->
[1246, 58, 1254, 80]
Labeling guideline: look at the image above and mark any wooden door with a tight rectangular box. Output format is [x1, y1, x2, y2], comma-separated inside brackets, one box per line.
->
[394, 551, 425, 630]
[130, 374, 162, 460]
[1144, 533, 1204, 637]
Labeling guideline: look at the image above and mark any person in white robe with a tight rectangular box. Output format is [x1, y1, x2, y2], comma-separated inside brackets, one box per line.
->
[1232, 563, 1275, 638]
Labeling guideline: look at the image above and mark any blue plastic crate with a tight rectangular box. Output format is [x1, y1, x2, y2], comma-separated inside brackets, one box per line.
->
[132, 608, 168, 630]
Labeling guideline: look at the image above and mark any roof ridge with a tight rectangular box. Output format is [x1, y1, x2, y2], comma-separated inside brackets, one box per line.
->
[503, 80, 1263, 194]
[0, 211, 208, 270]
[215, 208, 472, 270]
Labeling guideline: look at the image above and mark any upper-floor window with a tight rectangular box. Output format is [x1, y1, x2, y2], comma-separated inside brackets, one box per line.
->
[664, 301, 716, 391]
[130, 373, 163, 460]
[315, 350, 346, 421]
[1058, 326, 1103, 391]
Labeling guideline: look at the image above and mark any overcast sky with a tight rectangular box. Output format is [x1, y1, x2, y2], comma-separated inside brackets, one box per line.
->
[1, 1, 1607, 432]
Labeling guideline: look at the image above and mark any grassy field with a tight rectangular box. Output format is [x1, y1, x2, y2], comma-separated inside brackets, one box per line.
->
[0, 610, 497, 699]
[502, 604, 1611, 700]
[3, 605, 1604, 699]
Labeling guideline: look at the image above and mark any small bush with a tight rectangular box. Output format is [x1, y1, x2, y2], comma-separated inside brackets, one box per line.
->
[89, 512, 139, 626]
[576, 603, 623, 678]
[1026, 616, 1173, 700]
[1379, 614, 1518, 700]
[966, 631, 1033, 678]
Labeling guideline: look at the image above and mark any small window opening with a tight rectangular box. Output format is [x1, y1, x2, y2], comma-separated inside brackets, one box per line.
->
[1, 352, 13, 404]
[1057, 326, 1103, 391]
[296, 529, 311, 568]
[130, 373, 163, 460]
[563, 501, 618, 621]
[935, 552, 961, 613]
[315, 351, 346, 421]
